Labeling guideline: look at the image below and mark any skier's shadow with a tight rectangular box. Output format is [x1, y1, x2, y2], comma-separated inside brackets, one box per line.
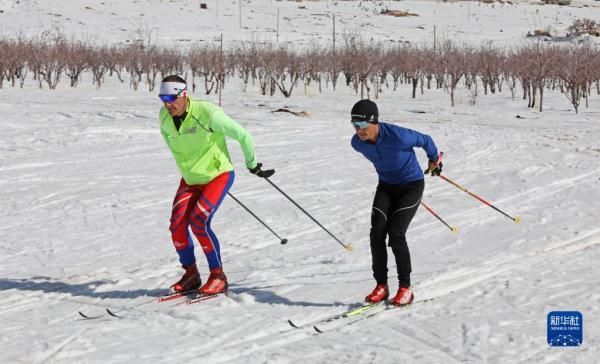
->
[0, 277, 168, 300]
[0, 278, 345, 308]
[228, 285, 345, 308]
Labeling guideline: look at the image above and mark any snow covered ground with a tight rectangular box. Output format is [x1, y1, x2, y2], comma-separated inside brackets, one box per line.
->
[1, 0, 600, 363]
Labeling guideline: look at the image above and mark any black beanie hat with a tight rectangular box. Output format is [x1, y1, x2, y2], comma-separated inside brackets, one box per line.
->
[351, 99, 378, 123]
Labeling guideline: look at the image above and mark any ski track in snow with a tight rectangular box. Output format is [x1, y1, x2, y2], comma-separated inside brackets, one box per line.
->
[2, 85, 600, 363]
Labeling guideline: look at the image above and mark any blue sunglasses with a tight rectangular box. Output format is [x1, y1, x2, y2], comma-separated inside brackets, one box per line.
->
[159, 87, 186, 103]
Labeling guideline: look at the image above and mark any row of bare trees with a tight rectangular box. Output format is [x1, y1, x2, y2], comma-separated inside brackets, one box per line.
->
[1, 33, 599, 113]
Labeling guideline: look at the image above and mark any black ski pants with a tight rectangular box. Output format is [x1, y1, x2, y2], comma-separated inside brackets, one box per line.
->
[370, 179, 424, 287]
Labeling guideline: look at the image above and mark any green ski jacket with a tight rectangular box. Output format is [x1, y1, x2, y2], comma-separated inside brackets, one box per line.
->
[160, 98, 257, 185]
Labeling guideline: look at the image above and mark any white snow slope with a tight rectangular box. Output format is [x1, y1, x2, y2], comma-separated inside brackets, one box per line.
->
[1, 1, 600, 363]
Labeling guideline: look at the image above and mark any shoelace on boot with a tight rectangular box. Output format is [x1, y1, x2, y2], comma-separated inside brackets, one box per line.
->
[205, 278, 224, 291]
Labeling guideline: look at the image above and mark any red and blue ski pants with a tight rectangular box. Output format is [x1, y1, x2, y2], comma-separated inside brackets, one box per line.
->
[169, 171, 234, 269]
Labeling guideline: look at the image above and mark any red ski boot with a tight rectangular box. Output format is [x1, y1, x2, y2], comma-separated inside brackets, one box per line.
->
[390, 286, 414, 306]
[365, 283, 389, 303]
[170, 264, 201, 293]
[199, 267, 228, 295]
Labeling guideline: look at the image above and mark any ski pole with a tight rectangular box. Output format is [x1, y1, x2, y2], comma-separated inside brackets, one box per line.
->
[227, 192, 288, 245]
[263, 178, 353, 251]
[420, 201, 457, 233]
[437, 175, 520, 223]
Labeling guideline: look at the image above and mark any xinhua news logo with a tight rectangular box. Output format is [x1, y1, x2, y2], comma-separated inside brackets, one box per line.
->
[547, 311, 583, 347]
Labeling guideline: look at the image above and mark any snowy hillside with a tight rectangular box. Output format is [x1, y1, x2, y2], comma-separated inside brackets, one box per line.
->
[1, 0, 600, 47]
[1, 0, 600, 363]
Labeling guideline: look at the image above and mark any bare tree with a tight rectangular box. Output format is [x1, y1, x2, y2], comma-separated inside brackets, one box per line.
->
[529, 42, 560, 112]
[231, 42, 257, 92]
[558, 45, 594, 114]
[143, 44, 163, 92]
[64, 39, 91, 87]
[0, 37, 9, 89]
[323, 48, 341, 91]
[32, 28, 68, 89]
[442, 41, 470, 107]
[340, 35, 382, 99]
[511, 48, 536, 108]
[158, 47, 184, 82]
[419, 46, 437, 91]
[477, 42, 504, 95]
[303, 42, 324, 94]
[123, 43, 145, 90]
[7, 37, 30, 88]
[102, 45, 125, 83]
[387, 45, 408, 92]
[188, 44, 221, 95]
[256, 45, 304, 98]
[405, 46, 425, 99]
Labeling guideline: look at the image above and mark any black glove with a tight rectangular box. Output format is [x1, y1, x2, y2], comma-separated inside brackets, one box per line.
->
[249, 163, 275, 178]
[427, 159, 443, 176]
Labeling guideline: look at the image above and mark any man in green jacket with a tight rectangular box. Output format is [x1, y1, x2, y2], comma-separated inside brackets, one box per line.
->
[158, 75, 273, 295]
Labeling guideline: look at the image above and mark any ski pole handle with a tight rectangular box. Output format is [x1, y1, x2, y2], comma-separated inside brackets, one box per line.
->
[424, 151, 444, 175]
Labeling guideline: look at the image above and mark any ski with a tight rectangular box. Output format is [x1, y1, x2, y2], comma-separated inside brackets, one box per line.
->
[288, 297, 435, 332]
[156, 289, 199, 303]
[312, 297, 434, 333]
[105, 308, 122, 318]
[78, 308, 122, 320]
[179, 292, 227, 306]
[77, 292, 226, 319]
[78, 311, 104, 320]
[288, 301, 386, 330]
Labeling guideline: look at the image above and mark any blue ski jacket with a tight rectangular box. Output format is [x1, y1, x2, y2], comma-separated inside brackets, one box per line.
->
[351, 122, 438, 185]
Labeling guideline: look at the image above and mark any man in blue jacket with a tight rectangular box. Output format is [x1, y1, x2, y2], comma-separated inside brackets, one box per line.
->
[350, 99, 442, 306]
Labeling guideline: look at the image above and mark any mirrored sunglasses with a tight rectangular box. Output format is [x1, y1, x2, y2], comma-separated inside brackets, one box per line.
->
[158, 95, 177, 103]
[159, 94, 178, 103]
[351, 120, 370, 129]
[158, 87, 186, 103]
